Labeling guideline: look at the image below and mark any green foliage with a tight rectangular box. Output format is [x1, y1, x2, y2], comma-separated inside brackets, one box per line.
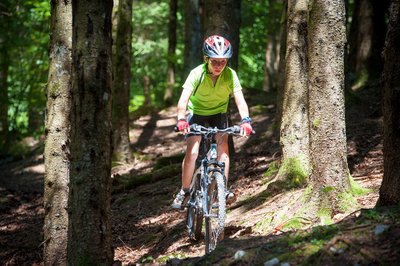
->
[312, 118, 321, 129]
[349, 174, 370, 196]
[322, 186, 335, 194]
[362, 209, 381, 221]
[336, 175, 369, 213]
[3, 1, 49, 141]
[263, 161, 279, 179]
[157, 253, 186, 264]
[129, 95, 146, 113]
[337, 191, 357, 212]
[255, 215, 274, 232]
[258, 224, 339, 263]
[282, 217, 304, 230]
[141, 256, 154, 264]
[1, 0, 284, 152]
[278, 156, 309, 187]
[240, 0, 283, 89]
[132, 0, 184, 109]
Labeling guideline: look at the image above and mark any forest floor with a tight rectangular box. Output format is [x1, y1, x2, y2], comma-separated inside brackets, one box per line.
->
[1, 86, 400, 266]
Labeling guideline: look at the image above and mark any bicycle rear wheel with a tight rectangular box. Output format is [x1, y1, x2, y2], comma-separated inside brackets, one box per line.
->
[186, 168, 203, 241]
[204, 171, 226, 254]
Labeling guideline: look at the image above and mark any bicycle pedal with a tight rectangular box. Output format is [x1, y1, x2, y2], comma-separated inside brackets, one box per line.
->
[181, 195, 190, 209]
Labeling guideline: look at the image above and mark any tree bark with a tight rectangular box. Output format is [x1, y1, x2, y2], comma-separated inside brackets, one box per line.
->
[164, 0, 178, 106]
[143, 75, 152, 108]
[0, 42, 10, 154]
[112, 0, 133, 164]
[263, 34, 280, 92]
[184, 0, 203, 78]
[378, 0, 400, 206]
[279, 0, 310, 182]
[43, 0, 72, 264]
[202, 0, 241, 70]
[307, 0, 350, 217]
[0, 3, 11, 154]
[275, 0, 288, 135]
[68, 0, 114, 264]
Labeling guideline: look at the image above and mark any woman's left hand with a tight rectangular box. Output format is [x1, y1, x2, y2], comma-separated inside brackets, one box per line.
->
[240, 122, 252, 136]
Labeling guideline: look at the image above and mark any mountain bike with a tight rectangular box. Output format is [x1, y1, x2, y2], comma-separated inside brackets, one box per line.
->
[182, 124, 249, 254]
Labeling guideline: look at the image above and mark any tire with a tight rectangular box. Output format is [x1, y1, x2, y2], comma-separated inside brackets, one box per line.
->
[204, 171, 226, 254]
[186, 168, 203, 241]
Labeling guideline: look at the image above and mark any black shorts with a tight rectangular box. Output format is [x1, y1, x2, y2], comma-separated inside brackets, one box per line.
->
[187, 113, 229, 131]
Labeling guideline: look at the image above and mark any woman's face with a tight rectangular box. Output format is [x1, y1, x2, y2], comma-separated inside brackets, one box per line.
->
[207, 58, 228, 76]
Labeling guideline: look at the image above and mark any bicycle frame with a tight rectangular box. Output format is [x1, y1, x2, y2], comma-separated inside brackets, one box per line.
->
[200, 139, 225, 217]
[185, 124, 242, 254]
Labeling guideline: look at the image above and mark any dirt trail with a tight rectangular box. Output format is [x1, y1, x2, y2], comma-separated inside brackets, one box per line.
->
[0, 89, 390, 265]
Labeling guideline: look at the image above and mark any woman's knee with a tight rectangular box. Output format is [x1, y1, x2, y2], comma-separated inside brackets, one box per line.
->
[185, 150, 199, 162]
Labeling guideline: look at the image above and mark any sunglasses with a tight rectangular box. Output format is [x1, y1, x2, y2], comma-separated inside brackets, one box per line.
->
[209, 59, 228, 66]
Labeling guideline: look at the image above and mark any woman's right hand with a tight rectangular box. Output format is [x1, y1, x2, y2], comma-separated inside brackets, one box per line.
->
[177, 119, 190, 133]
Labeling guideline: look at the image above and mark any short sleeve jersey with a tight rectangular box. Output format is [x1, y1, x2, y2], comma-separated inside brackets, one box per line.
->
[182, 64, 242, 116]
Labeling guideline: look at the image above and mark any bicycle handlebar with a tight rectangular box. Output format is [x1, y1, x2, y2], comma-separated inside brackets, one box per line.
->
[174, 123, 255, 135]
[190, 124, 241, 134]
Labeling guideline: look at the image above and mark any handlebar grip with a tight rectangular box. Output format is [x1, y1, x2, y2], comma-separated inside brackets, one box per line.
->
[174, 124, 196, 132]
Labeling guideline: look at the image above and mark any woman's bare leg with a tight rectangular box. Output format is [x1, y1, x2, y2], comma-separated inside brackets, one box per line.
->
[182, 135, 201, 189]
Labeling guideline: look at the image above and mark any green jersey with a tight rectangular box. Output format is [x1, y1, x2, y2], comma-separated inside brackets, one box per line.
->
[182, 64, 242, 116]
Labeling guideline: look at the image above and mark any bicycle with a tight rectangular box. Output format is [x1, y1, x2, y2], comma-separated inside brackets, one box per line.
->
[178, 123, 251, 254]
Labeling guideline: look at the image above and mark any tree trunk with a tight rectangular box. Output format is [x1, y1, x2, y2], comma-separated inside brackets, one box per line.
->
[275, 0, 288, 135]
[68, 0, 114, 264]
[202, 0, 241, 70]
[263, 34, 280, 92]
[0, 2, 11, 155]
[378, 0, 400, 206]
[43, 0, 72, 264]
[347, 0, 389, 88]
[0, 43, 10, 154]
[164, 0, 178, 106]
[28, 92, 42, 134]
[279, 0, 310, 184]
[112, 0, 133, 164]
[143, 75, 152, 108]
[184, 0, 203, 78]
[307, 0, 350, 219]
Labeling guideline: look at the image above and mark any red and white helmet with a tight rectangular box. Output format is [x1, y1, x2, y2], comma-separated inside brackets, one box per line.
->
[203, 35, 232, 59]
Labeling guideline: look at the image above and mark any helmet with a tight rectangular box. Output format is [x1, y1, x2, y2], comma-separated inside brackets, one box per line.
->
[203, 35, 232, 59]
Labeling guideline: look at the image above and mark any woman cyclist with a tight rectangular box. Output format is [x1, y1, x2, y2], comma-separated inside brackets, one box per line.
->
[172, 35, 253, 209]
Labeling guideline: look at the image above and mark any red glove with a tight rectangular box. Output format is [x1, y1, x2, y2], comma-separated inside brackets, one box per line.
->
[177, 119, 189, 132]
[240, 122, 253, 136]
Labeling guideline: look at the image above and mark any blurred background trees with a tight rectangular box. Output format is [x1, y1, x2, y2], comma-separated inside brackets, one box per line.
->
[0, 1, 49, 156]
[0, 0, 286, 159]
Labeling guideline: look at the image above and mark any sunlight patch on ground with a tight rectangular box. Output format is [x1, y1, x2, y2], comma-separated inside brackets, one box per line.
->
[23, 164, 44, 174]
[136, 211, 185, 228]
[156, 117, 176, 127]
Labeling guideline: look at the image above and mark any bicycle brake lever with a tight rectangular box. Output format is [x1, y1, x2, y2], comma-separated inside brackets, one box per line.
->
[232, 125, 241, 133]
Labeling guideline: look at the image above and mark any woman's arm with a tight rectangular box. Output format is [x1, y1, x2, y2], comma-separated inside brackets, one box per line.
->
[233, 90, 250, 120]
[177, 87, 192, 120]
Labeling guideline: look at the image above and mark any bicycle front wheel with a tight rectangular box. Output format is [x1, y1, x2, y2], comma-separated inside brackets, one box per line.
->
[204, 171, 226, 254]
[186, 168, 202, 241]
